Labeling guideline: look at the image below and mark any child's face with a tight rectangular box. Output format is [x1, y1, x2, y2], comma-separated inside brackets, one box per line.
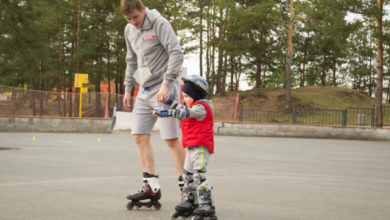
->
[182, 92, 194, 107]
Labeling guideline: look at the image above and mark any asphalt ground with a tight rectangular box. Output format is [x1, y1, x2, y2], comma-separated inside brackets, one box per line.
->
[1, 133, 390, 220]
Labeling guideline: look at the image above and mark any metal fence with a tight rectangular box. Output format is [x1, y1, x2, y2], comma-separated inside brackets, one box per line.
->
[238, 105, 390, 127]
[0, 85, 124, 118]
[1, 84, 389, 127]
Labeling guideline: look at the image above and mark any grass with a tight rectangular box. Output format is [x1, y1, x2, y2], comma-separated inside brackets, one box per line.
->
[236, 86, 389, 126]
[291, 86, 375, 109]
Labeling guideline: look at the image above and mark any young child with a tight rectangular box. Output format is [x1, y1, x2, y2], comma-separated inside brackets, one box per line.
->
[153, 75, 217, 219]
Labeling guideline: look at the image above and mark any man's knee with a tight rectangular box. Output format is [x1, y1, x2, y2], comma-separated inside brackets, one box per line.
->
[133, 134, 150, 146]
[165, 138, 180, 147]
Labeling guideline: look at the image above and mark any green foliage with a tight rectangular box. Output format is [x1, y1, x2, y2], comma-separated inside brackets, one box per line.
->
[0, 0, 389, 97]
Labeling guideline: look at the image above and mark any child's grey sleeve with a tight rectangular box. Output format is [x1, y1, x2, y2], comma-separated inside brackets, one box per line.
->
[188, 104, 207, 121]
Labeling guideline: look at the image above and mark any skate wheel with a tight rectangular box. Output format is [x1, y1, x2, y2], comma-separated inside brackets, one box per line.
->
[126, 201, 134, 211]
[170, 212, 185, 219]
[170, 212, 178, 220]
[153, 201, 162, 210]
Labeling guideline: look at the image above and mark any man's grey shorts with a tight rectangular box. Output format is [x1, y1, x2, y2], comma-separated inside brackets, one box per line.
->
[131, 81, 180, 140]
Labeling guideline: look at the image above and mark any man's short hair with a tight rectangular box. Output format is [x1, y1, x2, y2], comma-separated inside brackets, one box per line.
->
[120, 0, 143, 15]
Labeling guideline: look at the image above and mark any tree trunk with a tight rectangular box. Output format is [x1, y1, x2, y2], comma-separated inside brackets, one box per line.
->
[299, 48, 307, 87]
[222, 53, 227, 94]
[96, 57, 103, 117]
[105, 7, 111, 112]
[285, 0, 294, 110]
[39, 59, 43, 116]
[332, 58, 337, 87]
[321, 55, 327, 86]
[255, 56, 262, 88]
[299, 63, 305, 87]
[369, 50, 374, 97]
[206, 3, 211, 86]
[210, 1, 216, 95]
[235, 56, 242, 91]
[230, 56, 235, 91]
[199, 2, 203, 77]
[76, 0, 81, 73]
[58, 20, 64, 116]
[374, 0, 383, 127]
[216, 49, 224, 94]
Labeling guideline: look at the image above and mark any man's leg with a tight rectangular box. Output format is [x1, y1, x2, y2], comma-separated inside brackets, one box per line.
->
[165, 138, 185, 176]
[127, 134, 161, 206]
[134, 134, 155, 174]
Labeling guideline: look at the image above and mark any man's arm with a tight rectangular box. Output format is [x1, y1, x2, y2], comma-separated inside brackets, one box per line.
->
[123, 25, 137, 111]
[155, 18, 183, 103]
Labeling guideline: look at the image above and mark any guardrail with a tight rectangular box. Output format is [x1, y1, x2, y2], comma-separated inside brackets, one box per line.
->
[238, 105, 390, 127]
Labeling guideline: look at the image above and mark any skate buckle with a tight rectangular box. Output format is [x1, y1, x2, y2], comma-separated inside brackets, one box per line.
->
[143, 185, 157, 196]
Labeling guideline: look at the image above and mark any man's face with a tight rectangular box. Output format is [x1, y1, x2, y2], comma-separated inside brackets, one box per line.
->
[124, 6, 146, 29]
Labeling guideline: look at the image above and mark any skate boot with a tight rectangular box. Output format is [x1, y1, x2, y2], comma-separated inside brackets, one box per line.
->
[126, 172, 162, 211]
[171, 187, 197, 219]
[191, 188, 217, 220]
[171, 171, 198, 219]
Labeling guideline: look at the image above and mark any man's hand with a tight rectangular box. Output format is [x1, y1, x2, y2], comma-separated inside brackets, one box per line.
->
[153, 109, 174, 118]
[166, 98, 179, 109]
[123, 91, 132, 111]
[156, 84, 169, 103]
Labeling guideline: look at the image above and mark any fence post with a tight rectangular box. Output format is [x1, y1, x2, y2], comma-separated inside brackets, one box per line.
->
[233, 93, 240, 121]
[104, 91, 110, 118]
[292, 107, 297, 123]
[342, 108, 347, 126]
[239, 108, 243, 122]
[371, 105, 375, 127]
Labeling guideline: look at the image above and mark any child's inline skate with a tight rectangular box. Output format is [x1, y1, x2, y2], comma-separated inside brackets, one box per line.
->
[190, 188, 217, 220]
[171, 187, 197, 219]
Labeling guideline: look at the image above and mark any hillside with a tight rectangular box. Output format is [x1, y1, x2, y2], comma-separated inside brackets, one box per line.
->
[212, 86, 377, 121]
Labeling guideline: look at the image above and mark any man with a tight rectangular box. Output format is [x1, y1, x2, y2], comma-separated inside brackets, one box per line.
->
[120, 0, 185, 204]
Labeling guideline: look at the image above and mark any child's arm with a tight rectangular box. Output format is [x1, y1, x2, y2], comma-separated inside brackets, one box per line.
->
[186, 104, 207, 120]
[170, 104, 206, 121]
[152, 107, 189, 120]
[152, 104, 206, 121]
[153, 99, 209, 121]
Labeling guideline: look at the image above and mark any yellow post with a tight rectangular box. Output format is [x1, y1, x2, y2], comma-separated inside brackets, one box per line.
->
[79, 86, 83, 118]
[74, 73, 88, 118]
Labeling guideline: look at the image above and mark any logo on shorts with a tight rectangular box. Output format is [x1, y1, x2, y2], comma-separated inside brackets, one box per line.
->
[142, 35, 156, 43]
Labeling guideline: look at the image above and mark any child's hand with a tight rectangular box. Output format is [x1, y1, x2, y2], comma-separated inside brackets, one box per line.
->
[151, 109, 159, 118]
[172, 108, 188, 120]
[152, 109, 173, 118]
